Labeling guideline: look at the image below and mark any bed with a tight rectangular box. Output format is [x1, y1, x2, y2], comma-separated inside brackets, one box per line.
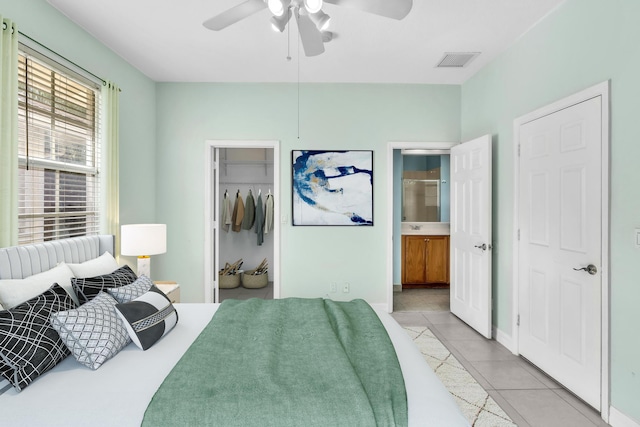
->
[0, 235, 468, 427]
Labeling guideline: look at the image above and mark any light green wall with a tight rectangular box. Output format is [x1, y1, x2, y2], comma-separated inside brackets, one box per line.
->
[154, 83, 460, 304]
[0, 0, 157, 229]
[461, 0, 640, 420]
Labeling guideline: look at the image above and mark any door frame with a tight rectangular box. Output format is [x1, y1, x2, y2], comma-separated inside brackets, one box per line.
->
[204, 140, 281, 304]
[386, 141, 458, 313]
[511, 81, 610, 419]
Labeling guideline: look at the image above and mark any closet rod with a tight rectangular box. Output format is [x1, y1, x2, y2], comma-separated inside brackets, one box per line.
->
[18, 30, 121, 92]
[220, 182, 274, 186]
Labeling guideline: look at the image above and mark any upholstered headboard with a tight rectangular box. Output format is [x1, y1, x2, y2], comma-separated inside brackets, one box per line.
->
[0, 235, 115, 280]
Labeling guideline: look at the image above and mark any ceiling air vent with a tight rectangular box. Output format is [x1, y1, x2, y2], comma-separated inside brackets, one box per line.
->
[436, 52, 480, 68]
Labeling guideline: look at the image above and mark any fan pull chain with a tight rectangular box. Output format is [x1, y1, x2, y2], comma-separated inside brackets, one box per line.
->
[286, 14, 291, 61]
[285, 8, 300, 140]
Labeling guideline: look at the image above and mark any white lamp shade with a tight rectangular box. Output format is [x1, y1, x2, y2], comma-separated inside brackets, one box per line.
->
[121, 224, 167, 256]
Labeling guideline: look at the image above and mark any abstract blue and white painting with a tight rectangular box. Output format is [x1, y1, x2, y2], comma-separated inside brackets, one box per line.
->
[292, 150, 373, 226]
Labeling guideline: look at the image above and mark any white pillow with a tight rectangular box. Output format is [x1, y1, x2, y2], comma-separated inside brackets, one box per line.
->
[67, 252, 118, 278]
[0, 263, 77, 309]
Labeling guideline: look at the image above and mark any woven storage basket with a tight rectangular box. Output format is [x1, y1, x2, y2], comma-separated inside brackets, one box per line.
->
[218, 272, 240, 289]
[241, 270, 268, 289]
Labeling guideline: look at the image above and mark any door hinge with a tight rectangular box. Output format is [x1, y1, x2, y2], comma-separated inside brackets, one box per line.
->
[517, 314, 520, 326]
[518, 144, 521, 156]
[212, 160, 218, 169]
[517, 229, 520, 240]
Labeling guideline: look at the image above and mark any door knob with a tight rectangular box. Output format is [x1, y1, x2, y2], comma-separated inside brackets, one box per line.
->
[474, 243, 487, 251]
[573, 264, 597, 275]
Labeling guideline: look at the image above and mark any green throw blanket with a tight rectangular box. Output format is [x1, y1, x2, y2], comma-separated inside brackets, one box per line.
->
[142, 298, 407, 427]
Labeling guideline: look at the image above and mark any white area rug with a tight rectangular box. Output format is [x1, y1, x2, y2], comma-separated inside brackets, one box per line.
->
[403, 326, 517, 427]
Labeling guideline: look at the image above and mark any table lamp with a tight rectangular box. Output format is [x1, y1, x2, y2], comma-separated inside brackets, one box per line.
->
[120, 224, 167, 278]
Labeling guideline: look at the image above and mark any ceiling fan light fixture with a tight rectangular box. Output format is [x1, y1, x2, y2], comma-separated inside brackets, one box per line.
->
[309, 10, 331, 30]
[303, 0, 323, 14]
[270, 10, 291, 32]
[204, 0, 415, 57]
[267, 0, 286, 17]
[321, 31, 333, 43]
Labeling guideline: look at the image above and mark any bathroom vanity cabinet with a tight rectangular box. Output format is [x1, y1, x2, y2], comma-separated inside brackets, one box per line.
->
[402, 235, 449, 286]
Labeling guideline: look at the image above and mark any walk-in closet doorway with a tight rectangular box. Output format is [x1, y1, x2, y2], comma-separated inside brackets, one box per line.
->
[204, 140, 280, 303]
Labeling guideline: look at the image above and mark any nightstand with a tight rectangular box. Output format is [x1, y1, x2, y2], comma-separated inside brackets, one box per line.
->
[154, 281, 181, 303]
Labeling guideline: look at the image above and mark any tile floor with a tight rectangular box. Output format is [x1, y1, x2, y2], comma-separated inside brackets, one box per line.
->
[391, 288, 610, 427]
[219, 281, 273, 302]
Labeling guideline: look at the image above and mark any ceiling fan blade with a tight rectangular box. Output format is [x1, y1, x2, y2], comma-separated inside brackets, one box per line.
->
[324, 0, 413, 20]
[203, 0, 267, 31]
[295, 12, 325, 57]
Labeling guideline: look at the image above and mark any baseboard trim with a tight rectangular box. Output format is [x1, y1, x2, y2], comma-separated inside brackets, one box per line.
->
[492, 326, 517, 354]
[369, 303, 389, 313]
[610, 407, 640, 427]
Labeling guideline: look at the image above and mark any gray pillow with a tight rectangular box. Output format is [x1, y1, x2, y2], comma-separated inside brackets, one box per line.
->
[107, 275, 154, 304]
[49, 292, 130, 370]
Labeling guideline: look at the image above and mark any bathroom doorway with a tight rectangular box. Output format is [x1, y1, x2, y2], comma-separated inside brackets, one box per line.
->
[386, 142, 456, 313]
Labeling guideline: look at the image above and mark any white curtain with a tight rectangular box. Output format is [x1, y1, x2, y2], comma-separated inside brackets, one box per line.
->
[0, 17, 18, 248]
[101, 81, 120, 255]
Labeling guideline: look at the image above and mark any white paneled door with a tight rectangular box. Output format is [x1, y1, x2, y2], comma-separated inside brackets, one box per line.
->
[450, 135, 492, 339]
[518, 96, 602, 409]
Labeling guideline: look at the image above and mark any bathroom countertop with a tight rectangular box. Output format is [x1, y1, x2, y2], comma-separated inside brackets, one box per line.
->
[401, 223, 450, 235]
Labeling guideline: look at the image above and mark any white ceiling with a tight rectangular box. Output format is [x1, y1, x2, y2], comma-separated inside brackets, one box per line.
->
[46, 0, 565, 84]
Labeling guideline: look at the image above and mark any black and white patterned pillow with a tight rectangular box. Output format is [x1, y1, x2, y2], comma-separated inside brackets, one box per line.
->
[49, 292, 131, 370]
[106, 275, 154, 304]
[0, 284, 76, 391]
[72, 265, 137, 304]
[115, 286, 178, 351]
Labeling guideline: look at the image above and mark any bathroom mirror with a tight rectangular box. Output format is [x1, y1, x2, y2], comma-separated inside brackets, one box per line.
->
[402, 179, 440, 222]
[401, 153, 450, 223]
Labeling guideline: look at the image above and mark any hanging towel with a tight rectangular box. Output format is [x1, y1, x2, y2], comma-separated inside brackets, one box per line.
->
[242, 190, 256, 230]
[221, 192, 232, 232]
[232, 191, 245, 232]
[255, 193, 264, 246]
[264, 194, 274, 235]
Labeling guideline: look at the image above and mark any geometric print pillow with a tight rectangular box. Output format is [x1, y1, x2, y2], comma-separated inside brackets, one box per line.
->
[0, 284, 76, 391]
[115, 286, 178, 351]
[71, 265, 137, 305]
[49, 292, 131, 370]
[106, 275, 154, 304]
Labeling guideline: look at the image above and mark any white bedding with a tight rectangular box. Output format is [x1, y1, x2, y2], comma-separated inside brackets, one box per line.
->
[0, 303, 468, 427]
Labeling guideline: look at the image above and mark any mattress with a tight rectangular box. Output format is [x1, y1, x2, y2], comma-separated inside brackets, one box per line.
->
[0, 303, 468, 427]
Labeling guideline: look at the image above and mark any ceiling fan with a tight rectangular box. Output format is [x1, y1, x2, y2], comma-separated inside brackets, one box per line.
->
[203, 0, 413, 57]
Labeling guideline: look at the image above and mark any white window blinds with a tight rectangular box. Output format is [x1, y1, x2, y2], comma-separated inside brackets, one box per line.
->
[17, 47, 102, 245]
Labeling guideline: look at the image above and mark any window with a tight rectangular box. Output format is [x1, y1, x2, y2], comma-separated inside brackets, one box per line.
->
[17, 47, 102, 245]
